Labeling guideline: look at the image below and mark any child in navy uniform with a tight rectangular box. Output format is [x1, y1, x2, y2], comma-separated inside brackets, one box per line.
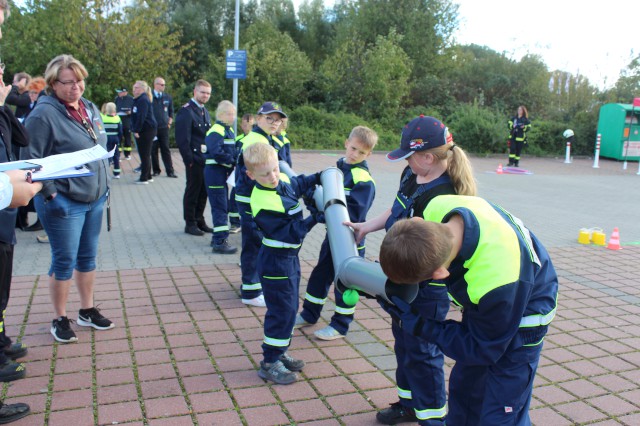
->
[100, 103, 123, 178]
[379, 196, 558, 426]
[294, 126, 377, 340]
[244, 142, 322, 385]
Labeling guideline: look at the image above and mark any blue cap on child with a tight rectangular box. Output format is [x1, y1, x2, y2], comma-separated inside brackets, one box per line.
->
[257, 101, 287, 118]
[387, 115, 452, 162]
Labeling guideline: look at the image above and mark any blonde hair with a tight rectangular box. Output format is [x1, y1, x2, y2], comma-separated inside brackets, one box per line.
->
[44, 54, 88, 95]
[244, 143, 277, 172]
[349, 126, 378, 151]
[134, 80, 152, 101]
[380, 219, 453, 284]
[425, 143, 477, 196]
[215, 100, 236, 121]
[101, 102, 117, 115]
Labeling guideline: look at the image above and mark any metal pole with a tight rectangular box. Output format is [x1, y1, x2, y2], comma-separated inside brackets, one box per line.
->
[564, 139, 572, 164]
[593, 134, 601, 168]
[232, 0, 240, 137]
[623, 106, 634, 170]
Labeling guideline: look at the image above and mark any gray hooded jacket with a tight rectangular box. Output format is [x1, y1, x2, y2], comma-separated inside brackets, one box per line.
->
[22, 95, 110, 202]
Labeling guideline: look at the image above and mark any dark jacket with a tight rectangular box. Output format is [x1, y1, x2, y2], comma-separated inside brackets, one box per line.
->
[131, 93, 157, 134]
[5, 87, 31, 119]
[22, 95, 110, 203]
[175, 100, 212, 166]
[0, 107, 28, 244]
[114, 94, 134, 127]
[151, 92, 174, 128]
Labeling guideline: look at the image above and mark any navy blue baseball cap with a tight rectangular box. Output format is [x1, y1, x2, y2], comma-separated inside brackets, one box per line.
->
[387, 115, 452, 162]
[115, 88, 128, 93]
[257, 101, 287, 118]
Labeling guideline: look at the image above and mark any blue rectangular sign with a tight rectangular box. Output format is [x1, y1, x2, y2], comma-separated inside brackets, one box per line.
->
[226, 50, 247, 80]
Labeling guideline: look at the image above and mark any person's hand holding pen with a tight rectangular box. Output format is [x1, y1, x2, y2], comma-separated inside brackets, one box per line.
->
[4, 169, 43, 208]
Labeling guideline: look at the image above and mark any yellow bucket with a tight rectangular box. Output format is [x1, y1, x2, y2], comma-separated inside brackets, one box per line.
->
[591, 229, 606, 246]
[578, 228, 591, 244]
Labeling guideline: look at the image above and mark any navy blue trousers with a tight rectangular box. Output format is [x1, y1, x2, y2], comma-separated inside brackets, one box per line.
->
[394, 285, 449, 425]
[259, 247, 300, 363]
[204, 165, 231, 244]
[237, 201, 262, 299]
[301, 237, 364, 335]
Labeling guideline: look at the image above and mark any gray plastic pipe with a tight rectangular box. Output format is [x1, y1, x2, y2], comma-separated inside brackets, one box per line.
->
[277, 162, 418, 304]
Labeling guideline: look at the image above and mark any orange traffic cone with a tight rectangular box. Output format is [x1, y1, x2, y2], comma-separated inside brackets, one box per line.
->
[496, 163, 504, 174]
[606, 227, 622, 250]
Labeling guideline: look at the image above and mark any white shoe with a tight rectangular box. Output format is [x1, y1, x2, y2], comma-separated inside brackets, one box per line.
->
[113, 175, 121, 179]
[242, 295, 266, 307]
[314, 325, 345, 341]
[293, 313, 313, 329]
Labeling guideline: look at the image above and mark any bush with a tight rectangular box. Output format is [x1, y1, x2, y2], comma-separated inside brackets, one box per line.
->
[446, 104, 505, 154]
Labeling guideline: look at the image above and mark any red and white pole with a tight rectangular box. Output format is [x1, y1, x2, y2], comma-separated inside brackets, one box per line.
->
[564, 139, 572, 164]
[593, 134, 601, 168]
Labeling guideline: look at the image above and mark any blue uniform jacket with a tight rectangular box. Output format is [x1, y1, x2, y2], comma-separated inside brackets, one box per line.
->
[235, 127, 272, 202]
[131, 93, 156, 133]
[204, 121, 236, 168]
[419, 195, 558, 366]
[251, 174, 319, 248]
[0, 106, 27, 244]
[175, 100, 212, 166]
[337, 157, 375, 224]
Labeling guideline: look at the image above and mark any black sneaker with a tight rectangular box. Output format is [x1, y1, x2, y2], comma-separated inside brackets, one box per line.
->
[77, 307, 115, 330]
[3, 343, 27, 360]
[51, 316, 78, 343]
[0, 402, 30, 424]
[279, 352, 305, 372]
[0, 361, 26, 382]
[212, 240, 238, 254]
[258, 360, 297, 385]
[376, 401, 418, 425]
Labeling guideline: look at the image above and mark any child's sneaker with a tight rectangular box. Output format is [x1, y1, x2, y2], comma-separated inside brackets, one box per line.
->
[293, 313, 313, 329]
[258, 360, 297, 385]
[77, 307, 115, 330]
[242, 295, 266, 307]
[229, 224, 241, 234]
[314, 325, 345, 341]
[51, 316, 78, 343]
[112, 174, 121, 179]
[279, 352, 305, 372]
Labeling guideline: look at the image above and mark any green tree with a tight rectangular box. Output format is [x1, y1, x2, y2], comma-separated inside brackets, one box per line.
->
[4, 0, 185, 105]
[206, 21, 312, 113]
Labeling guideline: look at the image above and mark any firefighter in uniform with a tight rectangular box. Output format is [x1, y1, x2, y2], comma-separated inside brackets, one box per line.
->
[114, 88, 134, 159]
[507, 105, 531, 167]
[204, 100, 237, 254]
[175, 80, 213, 236]
[379, 195, 558, 425]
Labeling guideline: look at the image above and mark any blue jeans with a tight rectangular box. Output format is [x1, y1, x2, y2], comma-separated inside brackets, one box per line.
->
[34, 192, 107, 280]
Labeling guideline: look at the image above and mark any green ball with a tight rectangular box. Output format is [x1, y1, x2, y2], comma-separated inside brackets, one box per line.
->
[343, 289, 359, 306]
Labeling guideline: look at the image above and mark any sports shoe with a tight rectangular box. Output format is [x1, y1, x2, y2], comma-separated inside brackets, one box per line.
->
[314, 325, 345, 341]
[242, 294, 266, 307]
[112, 174, 121, 179]
[51, 316, 78, 343]
[0, 361, 26, 382]
[77, 307, 114, 330]
[279, 352, 305, 372]
[134, 166, 141, 173]
[148, 178, 154, 183]
[3, 343, 27, 360]
[0, 401, 30, 423]
[376, 401, 418, 425]
[124, 156, 131, 160]
[36, 234, 49, 244]
[212, 240, 238, 254]
[229, 224, 241, 234]
[293, 313, 313, 329]
[135, 180, 149, 185]
[258, 360, 297, 385]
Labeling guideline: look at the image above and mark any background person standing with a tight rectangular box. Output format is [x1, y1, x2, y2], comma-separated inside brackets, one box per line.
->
[175, 79, 213, 236]
[114, 88, 134, 160]
[131, 81, 157, 184]
[151, 77, 177, 178]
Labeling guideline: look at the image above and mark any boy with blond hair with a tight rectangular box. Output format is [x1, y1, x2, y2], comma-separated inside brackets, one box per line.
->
[244, 143, 322, 384]
[295, 126, 377, 340]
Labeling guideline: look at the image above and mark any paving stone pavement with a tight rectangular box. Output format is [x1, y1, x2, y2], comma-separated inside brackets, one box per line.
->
[5, 150, 640, 425]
